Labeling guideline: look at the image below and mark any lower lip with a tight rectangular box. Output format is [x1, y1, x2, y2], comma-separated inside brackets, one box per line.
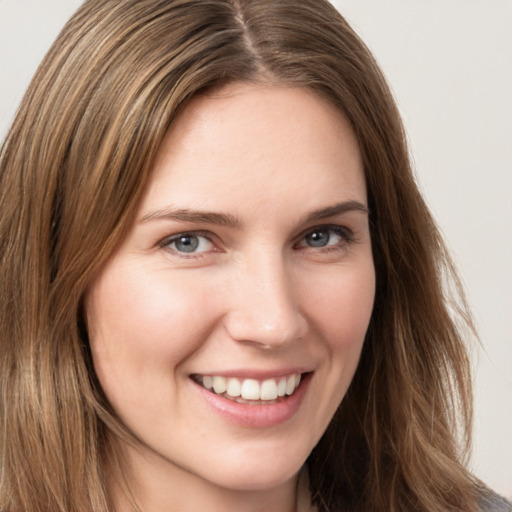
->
[192, 373, 312, 428]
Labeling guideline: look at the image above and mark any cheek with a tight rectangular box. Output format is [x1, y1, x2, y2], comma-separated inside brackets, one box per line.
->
[84, 262, 218, 397]
[295, 261, 375, 437]
[305, 260, 375, 404]
[304, 261, 375, 349]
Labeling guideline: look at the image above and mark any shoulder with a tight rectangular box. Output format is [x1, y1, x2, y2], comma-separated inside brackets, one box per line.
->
[478, 490, 512, 512]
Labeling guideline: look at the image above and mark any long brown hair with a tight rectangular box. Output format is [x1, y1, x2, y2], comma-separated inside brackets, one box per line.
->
[0, 0, 480, 510]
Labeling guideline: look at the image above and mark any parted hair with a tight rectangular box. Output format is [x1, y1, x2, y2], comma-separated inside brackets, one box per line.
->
[0, 0, 481, 510]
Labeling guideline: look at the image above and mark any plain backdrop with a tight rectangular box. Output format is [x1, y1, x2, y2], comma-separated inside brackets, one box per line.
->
[1, 0, 511, 499]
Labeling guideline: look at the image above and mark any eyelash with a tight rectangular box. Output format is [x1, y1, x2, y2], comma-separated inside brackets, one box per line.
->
[159, 230, 216, 259]
[159, 225, 355, 258]
[294, 225, 355, 253]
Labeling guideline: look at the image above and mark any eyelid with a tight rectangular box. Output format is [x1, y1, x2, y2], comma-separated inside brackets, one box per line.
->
[157, 224, 356, 259]
[294, 224, 355, 248]
[159, 230, 219, 256]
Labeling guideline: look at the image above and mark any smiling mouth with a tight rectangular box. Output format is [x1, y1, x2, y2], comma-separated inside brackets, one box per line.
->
[192, 373, 305, 405]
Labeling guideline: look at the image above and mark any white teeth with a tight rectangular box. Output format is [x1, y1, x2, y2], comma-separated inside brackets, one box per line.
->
[277, 377, 287, 397]
[241, 379, 260, 400]
[285, 375, 296, 395]
[212, 376, 227, 394]
[260, 379, 278, 400]
[226, 378, 241, 397]
[201, 373, 303, 401]
[202, 375, 214, 390]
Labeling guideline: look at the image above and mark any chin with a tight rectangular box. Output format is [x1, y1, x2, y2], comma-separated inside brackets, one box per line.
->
[198, 440, 311, 492]
[211, 464, 301, 492]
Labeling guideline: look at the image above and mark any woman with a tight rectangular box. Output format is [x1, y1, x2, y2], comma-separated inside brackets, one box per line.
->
[0, 0, 509, 511]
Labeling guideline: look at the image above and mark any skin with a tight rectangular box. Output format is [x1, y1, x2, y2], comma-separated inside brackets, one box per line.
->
[85, 82, 376, 512]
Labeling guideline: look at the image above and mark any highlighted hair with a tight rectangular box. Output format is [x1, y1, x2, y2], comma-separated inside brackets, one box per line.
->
[0, 0, 479, 510]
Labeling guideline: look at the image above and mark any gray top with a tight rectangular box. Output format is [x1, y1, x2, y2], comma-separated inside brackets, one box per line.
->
[479, 491, 512, 511]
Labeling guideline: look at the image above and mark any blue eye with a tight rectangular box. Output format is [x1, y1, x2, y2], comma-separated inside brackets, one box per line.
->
[305, 230, 335, 247]
[298, 226, 350, 249]
[164, 233, 214, 254]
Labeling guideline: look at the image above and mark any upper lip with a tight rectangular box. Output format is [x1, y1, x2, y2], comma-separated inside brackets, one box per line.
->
[190, 367, 314, 380]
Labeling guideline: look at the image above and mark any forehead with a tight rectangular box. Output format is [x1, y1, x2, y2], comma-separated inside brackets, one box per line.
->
[141, 82, 365, 220]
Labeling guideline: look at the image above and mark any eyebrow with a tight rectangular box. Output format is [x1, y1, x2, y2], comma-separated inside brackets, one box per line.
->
[139, 200, 368, 227]
[139, 208, 240, 227]
[300, 200, 369, 224]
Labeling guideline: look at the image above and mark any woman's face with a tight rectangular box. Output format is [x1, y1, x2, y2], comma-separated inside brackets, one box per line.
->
[85, 83, 375, 497]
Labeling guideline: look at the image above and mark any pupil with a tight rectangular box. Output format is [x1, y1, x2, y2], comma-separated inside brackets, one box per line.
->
[307, 230, 329, 247]
[176, 235, 199, 253]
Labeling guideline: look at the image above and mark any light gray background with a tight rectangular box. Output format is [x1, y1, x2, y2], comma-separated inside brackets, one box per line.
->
[1, 0, 511, 498]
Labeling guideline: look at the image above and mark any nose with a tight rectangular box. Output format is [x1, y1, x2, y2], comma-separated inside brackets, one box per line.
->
[223, 252, 308, 348]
